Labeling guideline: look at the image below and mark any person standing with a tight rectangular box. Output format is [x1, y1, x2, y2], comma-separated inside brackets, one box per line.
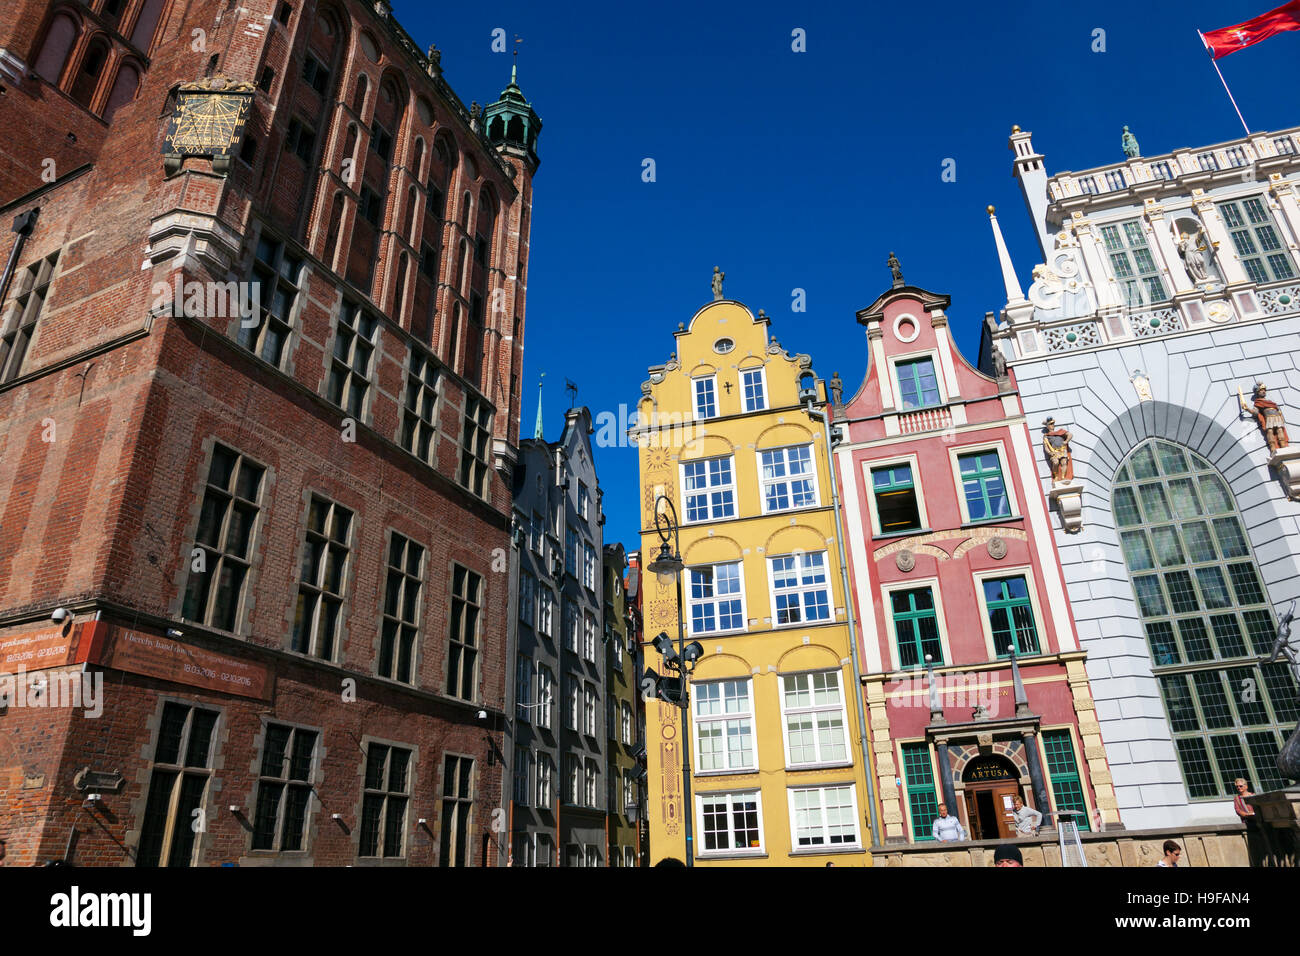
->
[1010, 795, 1043, 835]
[932, 803, 967, 842]
[1233, 778, 1256, 822]
[1156, 840, 1182, 866]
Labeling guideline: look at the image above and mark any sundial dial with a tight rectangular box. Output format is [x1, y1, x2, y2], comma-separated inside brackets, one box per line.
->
[162, 76, 255, 172]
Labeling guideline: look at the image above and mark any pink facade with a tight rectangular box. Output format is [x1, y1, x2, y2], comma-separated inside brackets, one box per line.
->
[832, 280, 1120, 843]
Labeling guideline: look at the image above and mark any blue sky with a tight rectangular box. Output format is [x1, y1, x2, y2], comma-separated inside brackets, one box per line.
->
[394, 0, 1297, 549]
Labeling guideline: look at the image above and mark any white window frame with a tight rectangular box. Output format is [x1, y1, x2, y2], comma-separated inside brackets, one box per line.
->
[530, 511, 543, 554]
[536, 753, 553, 805]
[513, 747, 531, 807]
[756, 443, 820, 514]
[740, 365, 767, 412]
[693, 374, 719, 420]
[515, 655, 532, 723]
[623, 846, 635, 867]
[563, 598, 578, 652]
[787, 784, 862, 851]
[695, 789, 765, 857]
[584, 683, 597, 737]
[518, 572, 535, 626]
[583, 612, 597, 662]
[622, 770, 635, 813]
[863, 452, 930, 537]
[621, 701, 633, 745]
[536, 667, 554, 730]
[583, 543, 596, 591]
[889, 348, 947, 411]
[972, 564, 1048, 661]
[880, 576, 955, 671]
[693, 678, 756, 774]
[947, 439, 1020, 525]
[679, 454, 736, 524]
[685, 561, 747, 636]
[584, 844, 599, 867]
[565, 676, 578, 730]
[565, 525, 578, 576]
[766, 550, 833, 628]
[584, 760, 598, 807]
[578, 482, 589, 521]
[564, 755, 580, 806]
[779, 669, 851, 769]
[538, 588, 554, 637]
[513, 832, 536, 867]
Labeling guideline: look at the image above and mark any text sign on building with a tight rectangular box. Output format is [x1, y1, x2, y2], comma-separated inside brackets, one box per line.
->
[102, 629, 271, 700]
[0, 625, 80, 674]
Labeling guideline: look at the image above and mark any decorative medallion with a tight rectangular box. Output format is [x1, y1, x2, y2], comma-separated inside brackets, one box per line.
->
[1206, 300, 1233, 324]
[895, 549, 915, 572]
[987, 536, 1008, 560]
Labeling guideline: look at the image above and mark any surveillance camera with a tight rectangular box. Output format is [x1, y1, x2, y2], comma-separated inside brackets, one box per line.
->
[51, 607, 71, 622]
[82, 793, 102, 809]
[476, 710, 488, 720]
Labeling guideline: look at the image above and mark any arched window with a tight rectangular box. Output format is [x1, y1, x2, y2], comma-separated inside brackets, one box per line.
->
[323, 191, 345, 268]
[402, 185, 416, 240]
[103, 60, 139, 120]
[129, 0, 166, 52]
[393, 252, 409, 325]
[69, 35, 110, 108]
[411, 137, 424, 179]
[1113, 438, 1298, 798]
[351, 74, 368, 115]
[460, 191, 471, 229]
[33, 12, 79, 84]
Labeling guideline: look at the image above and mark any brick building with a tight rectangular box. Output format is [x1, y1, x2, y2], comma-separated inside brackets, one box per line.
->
[0, 0, 539, 866]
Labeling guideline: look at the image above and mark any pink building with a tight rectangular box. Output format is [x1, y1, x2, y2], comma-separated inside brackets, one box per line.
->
[831, 267, 1121, 844]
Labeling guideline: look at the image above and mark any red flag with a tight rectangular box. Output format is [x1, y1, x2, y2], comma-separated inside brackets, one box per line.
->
[1202, 1, 1300, 58]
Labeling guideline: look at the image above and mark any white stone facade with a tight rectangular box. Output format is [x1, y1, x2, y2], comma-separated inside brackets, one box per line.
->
[987, 125, 1300, 830]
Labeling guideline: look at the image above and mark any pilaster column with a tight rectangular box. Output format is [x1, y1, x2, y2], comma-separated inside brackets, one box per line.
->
[1143, 199, 1193, 294]
[1267, 174, 1300, 257]
[1071, 215, 1122, 310]
[1192, 188, 1249, 285]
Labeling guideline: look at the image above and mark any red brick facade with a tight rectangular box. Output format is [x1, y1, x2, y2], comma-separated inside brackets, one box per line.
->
[0, 0, 537, 866]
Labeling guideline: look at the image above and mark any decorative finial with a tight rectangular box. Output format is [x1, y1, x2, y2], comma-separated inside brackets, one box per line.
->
[757, 308, 767, 320]
[533, 372, 546, 440]
[887, 251, 904, 288]
[987, 205, 996, 215]
[1011, 125, 1021, 133]
[712, 266, 725, 301]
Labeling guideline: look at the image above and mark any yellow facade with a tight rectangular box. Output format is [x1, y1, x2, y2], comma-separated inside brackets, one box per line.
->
[632, 300, 875, 865]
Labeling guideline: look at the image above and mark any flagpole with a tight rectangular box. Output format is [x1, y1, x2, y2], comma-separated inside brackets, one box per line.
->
[1199, 29, 1251, 135]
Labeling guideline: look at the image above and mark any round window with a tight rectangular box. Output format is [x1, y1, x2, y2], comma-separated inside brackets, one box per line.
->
[714, 338, 735, 354]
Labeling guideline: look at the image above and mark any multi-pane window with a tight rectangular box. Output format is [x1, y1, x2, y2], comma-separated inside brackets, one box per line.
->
[982, 576, 1040, 655]
[241, 236, 301, 367]
[291, 496, 353, 661]
[891, 587, 943, 668]
[538, 588, 553, 637]
[439, 755, 474, 867]
[583, 613, 597, 662]
[900, 742, 939, 841]
[562, 598, 578, 651]
[741, 367, 766, 412]
[1041, 729, 1089, 831]
[519, 572, 535, 627]
[687, 562, 744, 635]
[446, 565, 482, 700]
[611, 624, 623, 668]
[513, 747, 531, 807]
[1115, 438, 1297, 798]
[564, 754, 580, 805]
[958, 450, 1010, 521]
[789, 785, 859, 849]
[584, 845, 599, 868]
[781, 671, 848, 766]
[693, 376, 718, 419]
[621, 701, 633, 745]
[516, 655, 532, 722]
[769, 551, 831, 625]
[536, 667, 554, 730]
[623, 770, 635, 814]
[584, 684, 598, 737]
[326, 302, 379, 417]
[514, 834, 535, 868]
[698, 792, 762, 854]
[565, 677, 579, 730]
[578, 483, 590, 521]
[536, 754, 553, 806]
[1099, 219, 1167, 307]
[359, 743, 411, 858]
[565, 526, 578, 576]
[401, 348, 440, 464]
[872, 463, 921, 534]
[683, 456, 736, 522]
[583, 543, 597, 591]
[759, 445, 817, 513]
[183, 445, 265, 631]
[457, 395, 492, 497]
[584, 760, 598, 807]
[694, 680, 755, 772]
[302, 54, 330, 95]
[378, 533, 424, 683]
[537, 834, 553, 867]
[138, 703, 219, 866]
[0, 250, 58, 383]
[285, 117, 315, 161]
[1218, 197, 1296, 284]
[530, 512, 543, 554]
[251, 724, 318, 851]
[895, 357, 940, 409]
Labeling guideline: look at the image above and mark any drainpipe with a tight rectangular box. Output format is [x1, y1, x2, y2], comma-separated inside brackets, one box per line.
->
[0, 208, 39, 309]
[804, 379, 882, 851]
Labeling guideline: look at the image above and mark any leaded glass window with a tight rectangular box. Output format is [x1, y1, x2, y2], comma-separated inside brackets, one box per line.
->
[1113, 438, 1297, 799]
[1218, 197, 1296, 284]
[1099, 218, 1168, 307]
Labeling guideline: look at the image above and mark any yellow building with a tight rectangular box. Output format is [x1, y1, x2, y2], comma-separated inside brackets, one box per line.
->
[631, 293, 877, 866]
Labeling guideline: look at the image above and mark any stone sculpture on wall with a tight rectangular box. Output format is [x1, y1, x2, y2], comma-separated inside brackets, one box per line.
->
[1043, 417, 1084, 533]
[1176, 225, 1213, 283]
[1241, 382, 1300, 500]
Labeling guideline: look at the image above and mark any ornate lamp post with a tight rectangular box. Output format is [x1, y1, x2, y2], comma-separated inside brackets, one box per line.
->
[644, 495, 704, 866]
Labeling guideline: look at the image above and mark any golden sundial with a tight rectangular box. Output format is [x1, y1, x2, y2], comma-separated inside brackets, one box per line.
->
[162, 76, 255, 159]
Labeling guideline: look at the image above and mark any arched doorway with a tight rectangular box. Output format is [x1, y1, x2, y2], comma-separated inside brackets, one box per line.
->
[1113, 438, 1299, 799]
[961, 754, 1021, 840]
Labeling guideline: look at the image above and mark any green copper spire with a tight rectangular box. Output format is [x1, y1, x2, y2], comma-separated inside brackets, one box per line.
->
[533, 373, 545, 440]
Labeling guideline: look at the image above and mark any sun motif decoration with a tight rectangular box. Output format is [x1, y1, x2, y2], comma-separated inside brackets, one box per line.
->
[162, 78, 255, 157]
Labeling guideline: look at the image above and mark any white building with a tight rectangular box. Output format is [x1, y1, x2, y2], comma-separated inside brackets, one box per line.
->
[982, 124, 1300, 829]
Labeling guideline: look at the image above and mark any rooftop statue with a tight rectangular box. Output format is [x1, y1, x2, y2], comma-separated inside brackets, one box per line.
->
[1121, 125, 1140, 159]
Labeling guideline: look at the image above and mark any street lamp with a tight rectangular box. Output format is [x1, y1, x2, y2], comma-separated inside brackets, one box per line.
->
[643, 494, 702, 866]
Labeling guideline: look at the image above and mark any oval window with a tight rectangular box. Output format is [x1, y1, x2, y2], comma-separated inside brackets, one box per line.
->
[714, 338, 735, 354]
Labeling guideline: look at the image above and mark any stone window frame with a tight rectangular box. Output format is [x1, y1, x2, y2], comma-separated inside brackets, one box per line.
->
[288, 492, 357, 663]
[0, 248, 61, 385]
[352, 734, 418, 866]
[243, 716, 324, 860]
[235, 226, 308, 374]
[374, 527, 426, 685]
